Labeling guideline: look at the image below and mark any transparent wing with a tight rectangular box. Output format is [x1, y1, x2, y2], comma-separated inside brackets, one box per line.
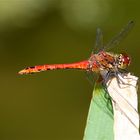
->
[104, 20, 134, 50]
[86, 70, 99, 85]
[91, 28, 103, 55]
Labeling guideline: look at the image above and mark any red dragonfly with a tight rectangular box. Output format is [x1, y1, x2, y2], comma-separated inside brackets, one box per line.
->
[18, 21, 133, 82]
[19, 21, 139, 129]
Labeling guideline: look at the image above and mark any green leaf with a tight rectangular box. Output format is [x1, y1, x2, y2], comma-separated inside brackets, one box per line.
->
[83, 83, 114, 140]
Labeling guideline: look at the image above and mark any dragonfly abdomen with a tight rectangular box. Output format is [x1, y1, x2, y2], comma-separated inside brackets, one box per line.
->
[18, 60, 90, 75]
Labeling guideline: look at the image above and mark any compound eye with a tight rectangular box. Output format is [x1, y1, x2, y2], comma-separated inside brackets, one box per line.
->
[122, 53, 131, 66]
[118, 53, 131, 69]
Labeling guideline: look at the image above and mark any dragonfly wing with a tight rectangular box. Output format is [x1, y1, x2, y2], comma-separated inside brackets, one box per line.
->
[104, 21, 134, 50]
[91, 28, 103, 55]
[85, 70, 99, 85]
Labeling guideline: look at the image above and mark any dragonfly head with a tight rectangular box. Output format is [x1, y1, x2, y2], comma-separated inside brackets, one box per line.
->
[117, 53, 131, 69]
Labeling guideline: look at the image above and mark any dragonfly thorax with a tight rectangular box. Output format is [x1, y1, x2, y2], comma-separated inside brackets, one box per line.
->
[88, 51, 130, 73]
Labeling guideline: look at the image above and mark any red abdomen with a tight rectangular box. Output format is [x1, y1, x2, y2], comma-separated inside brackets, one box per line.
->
[19, 60, 90, 74]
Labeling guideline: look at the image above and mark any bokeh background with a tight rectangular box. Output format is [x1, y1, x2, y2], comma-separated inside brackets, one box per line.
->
[0, 0, 139, 140]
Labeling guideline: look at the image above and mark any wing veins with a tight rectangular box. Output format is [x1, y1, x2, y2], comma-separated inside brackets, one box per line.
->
[104, 21, 134, 50]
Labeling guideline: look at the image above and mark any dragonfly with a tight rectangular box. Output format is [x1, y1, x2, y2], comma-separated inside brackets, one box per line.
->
[18, 21, 133, 81]
[19, 21, 139, 129]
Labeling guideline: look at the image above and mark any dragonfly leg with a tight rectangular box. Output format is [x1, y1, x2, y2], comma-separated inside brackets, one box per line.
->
[114, 71, 136, 88]
[103, 70, 135, 88]
[99, 71, 113, 101]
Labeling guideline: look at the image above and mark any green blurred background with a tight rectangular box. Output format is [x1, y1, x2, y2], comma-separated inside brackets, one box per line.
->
[0, 0, 139, 139]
